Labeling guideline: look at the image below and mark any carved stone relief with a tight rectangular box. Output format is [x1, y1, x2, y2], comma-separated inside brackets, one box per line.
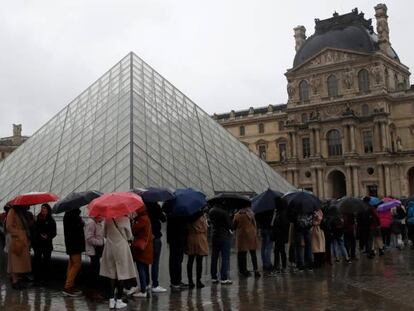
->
[342, 68, 354, 89]
[287, 81, 296, 99]
[310, 75, 321, 94]
[371, 65, 384, 84]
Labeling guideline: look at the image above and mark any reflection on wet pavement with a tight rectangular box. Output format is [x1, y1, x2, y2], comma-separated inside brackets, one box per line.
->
[1, 248, 414, 310]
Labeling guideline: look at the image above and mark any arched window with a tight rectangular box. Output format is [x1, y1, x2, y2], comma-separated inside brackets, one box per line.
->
[361, 104, 369, 116]
[258, 123, 265, 134]
[327, 75, 338, 97]
[299, 80, 309, 101]
[301, 113, 308, 123]
[327, 129, 342, 156]
[358, 69, 370, 93]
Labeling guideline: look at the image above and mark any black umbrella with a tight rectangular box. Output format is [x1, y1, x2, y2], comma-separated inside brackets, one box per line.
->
[251, 188, 283, 214]
[132, 187, 175, 203]
[337, 197, 366, 214]
[207, 193, 251, 209]
[282, 191, 321, 218]
[52, 190, 103, 214]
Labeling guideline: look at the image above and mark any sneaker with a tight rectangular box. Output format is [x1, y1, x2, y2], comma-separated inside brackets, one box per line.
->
[124, 286, 138, 296]
[211, 279, 219, 284]
[62, 287, 82, 297]
[179, 282, 189, 289]
[221, 279, 233, 285]
[152, 286, 167, 293]
[109, 298, 116, 309]
[133, 291, 147, 298]
[115, 299, 127, 309]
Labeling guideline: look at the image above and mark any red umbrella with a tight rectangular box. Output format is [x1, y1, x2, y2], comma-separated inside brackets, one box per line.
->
[88, 192, 144, 219]
[9, 192, 59, 206]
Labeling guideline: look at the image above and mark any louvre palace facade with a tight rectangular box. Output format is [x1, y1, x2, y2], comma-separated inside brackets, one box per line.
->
[214, 5, 414, 199]
[0, 125, 28, 161]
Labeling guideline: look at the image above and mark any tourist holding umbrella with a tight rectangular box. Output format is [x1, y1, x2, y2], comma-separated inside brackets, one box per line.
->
[252, 188, 283, 272]
[6, 205, 32, 290]
[89, 192, 144, 309]
[234, 204, 260, 278]
[311, 209, 325, 268]
[32, 203, 56, 285]
[164, 188, 206, 291]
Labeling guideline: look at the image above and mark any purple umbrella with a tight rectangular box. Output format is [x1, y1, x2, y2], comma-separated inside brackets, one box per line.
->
[377, 200, 401, 213]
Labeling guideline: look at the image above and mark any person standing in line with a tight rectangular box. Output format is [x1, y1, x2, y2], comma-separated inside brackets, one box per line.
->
[33, 204, 57, 285]
[62, 208, 85, 296]
[294, 213, 314, 271]
[234, 205, 260, 278]
[311, 209, 325, 268]
[272, 208, 289, 273]
[209, 203, 233, 285]
[186, 210, 209, 289]
[6, 205, 32, 290]
[378, 209, 392, 248]
[146, 202, 167, 293]
[406, 201, 414, 249]
[100, 216, 136, 309]
[166, 213, 189, 291]
[330, 216, 351, 263]
[84, 216, 105, 297]
[366, 203, 384, 258]
[0, 204, 11, 273]
[390, 205, 406, 249]
[255, 209, 274, 273]
[131, 207, 153, 298]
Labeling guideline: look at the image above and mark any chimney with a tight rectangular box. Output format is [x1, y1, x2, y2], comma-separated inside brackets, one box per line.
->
[294, 26, 306, 52]
[374, 4, 391, 54]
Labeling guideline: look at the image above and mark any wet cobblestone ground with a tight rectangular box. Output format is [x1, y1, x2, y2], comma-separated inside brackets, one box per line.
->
[1, 248, 414, 311]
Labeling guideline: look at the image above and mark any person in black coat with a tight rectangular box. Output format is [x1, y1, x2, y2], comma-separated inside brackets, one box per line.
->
[63, 208, 85, 296]
[33, 204, 56, 284]
[272, 208, 289, 273]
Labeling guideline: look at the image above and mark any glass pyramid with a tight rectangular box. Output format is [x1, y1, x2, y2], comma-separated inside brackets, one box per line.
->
[0, 52, 293, 206]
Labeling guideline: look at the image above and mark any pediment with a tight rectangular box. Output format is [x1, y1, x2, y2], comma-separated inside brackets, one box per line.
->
[289, 48, 371, 73]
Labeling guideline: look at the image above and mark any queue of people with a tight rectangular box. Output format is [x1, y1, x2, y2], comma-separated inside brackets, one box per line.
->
[1, 192, 414, 310]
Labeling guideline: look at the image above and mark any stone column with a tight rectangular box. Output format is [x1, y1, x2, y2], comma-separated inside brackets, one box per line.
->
[310, 129, 315, 156]
[384, 164, 391, 196]
[317, 168, 324, 198]
[346, 166, 353, 197]
[312, 168, 318, 196]
[315, 129, 321, 156]
[288, 133, 293, 158]
[352, 166, 359, 197]
[293, 170, 299, 187]
[373, 122, 380, 152]
[292, 132, 297, 158]
[378, 164, 385, 197]
[380, 122, 387, 151]
[343, 125, 349, 153]
[350, 125, 356, 153]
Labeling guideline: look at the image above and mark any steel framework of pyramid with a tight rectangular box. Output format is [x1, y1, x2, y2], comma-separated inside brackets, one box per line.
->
[0, 52, 293, 206]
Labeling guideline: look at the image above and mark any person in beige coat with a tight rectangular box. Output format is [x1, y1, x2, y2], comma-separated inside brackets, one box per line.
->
[100, 216, 136, 309]
[186, 211, 209, 289]
[233, 207, 260, 277]
[311, 209, 325, 268]
[6, 206, 31, 290]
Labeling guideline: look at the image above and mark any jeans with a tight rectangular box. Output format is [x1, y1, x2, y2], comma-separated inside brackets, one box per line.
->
[274, 241, 287, 270]
[211, 238, 231, 280]
[136, 261, 150, 293]
[169, 242, 185, 286]
[152, 238, 162, 287]
[64, 254, 82, 290]
[331, 237, 348, 259]
[381, 227, 391, 247]
[260, 229, 273, 270]
[344, 232, 356, 258]
[294, 228, 313, 269]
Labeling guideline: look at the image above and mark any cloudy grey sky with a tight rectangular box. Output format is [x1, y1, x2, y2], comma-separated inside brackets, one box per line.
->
[0, 0, 412, 137]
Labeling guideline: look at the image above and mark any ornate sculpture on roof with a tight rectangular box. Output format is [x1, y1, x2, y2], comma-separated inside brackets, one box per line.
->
[375, 4, 391, 54]
[371, 64, 384, 84]
[310, 75, 321, 94]
[294, 26, 306, 52]
[287, 81, 296, 99]
[13, 124, 22, 137]
[342, 68, 354, 89]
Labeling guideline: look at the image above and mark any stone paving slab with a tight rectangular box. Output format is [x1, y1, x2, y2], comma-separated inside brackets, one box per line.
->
[1, 248, 414, 311]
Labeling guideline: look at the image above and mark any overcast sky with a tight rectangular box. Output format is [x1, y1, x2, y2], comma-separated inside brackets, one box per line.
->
[0, 0, 412, 137]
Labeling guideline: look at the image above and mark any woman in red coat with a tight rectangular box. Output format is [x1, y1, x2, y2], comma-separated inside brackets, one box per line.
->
[131, 207, 153, 298]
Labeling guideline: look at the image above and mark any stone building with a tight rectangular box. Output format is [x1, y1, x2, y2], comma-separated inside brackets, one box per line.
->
[214, 5, 414, 199]
[0, 124, 29, 160]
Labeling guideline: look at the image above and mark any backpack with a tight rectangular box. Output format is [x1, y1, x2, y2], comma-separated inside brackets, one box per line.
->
[296, 214, 313, 230]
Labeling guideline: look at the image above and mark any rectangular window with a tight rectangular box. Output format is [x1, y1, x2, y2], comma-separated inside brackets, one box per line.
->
[363, 130, 373, 153]
[278, 143, 286, 161]
[278, 121, 284, 131]
[258, 145, 267, 160]
[302, 137, 311, 158]
[258, 123, 265, 134]
[239, 126, 245, 136]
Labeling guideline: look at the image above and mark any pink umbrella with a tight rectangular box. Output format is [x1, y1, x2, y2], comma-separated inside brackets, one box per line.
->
[377, 200, 401, 213]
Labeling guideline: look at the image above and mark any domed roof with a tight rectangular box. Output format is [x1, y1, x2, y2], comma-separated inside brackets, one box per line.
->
[293, 9, 399, 67]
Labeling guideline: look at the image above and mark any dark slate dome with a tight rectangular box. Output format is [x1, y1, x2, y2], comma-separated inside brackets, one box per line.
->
[293, 9, 399, 67]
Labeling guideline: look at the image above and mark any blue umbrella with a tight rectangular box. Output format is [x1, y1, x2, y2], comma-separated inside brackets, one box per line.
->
[251, 188, 283, 214]
[132, 187, 175, 203]
[369, 197, 382, 207]
[166, 188, 206, 217]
